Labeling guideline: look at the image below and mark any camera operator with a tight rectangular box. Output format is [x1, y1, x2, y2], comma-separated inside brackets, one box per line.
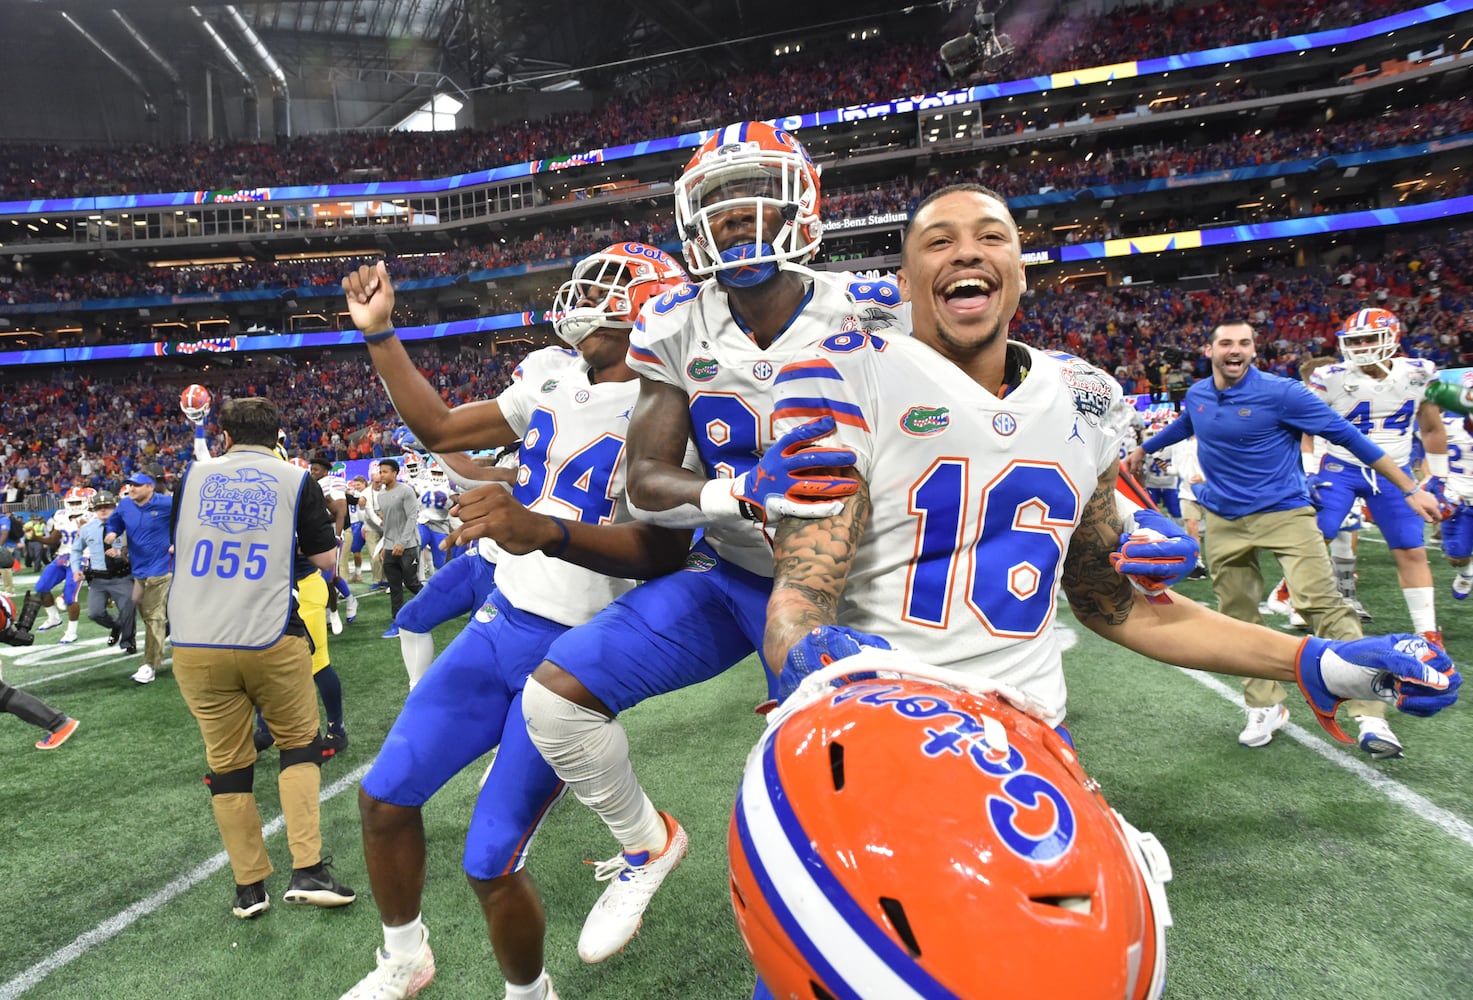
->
[0, 592, 80, 749]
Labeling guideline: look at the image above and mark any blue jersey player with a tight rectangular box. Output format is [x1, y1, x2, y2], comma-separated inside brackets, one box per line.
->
[337, 243, 690, 1000]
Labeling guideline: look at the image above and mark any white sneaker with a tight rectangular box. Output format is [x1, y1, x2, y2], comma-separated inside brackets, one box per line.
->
[1453, 575, 1473, 600]
[329, 610, 344, 636]
[578, 812, 689, 963]
[1264, 579, 1293, 615]
[502, 977, 559, 1000]
[340, 937, 436, 1000]
[131, 665, 156, 685]
[1355, 716, 1405, 760]
[58, 633, 78, 645]
[345, 595, 359, 624]
[1238, 704, 1290, 747]
[1287, 609, 1308, 629]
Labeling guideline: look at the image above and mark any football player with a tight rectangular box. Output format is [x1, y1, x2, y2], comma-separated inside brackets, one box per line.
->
[515, 121, 911, 967]
[415, 458, 457, 578]
[344, 474, 370, 583]
[761, 186, 1457, 918]
[35, 487, 94, 643]
[1307, 309, 1446, 647]
[1438, 408, 1473, 598]
[338, 242, 691, 1000]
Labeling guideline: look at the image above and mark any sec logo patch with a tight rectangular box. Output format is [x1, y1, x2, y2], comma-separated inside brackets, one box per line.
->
[992, 412, 1017, 436]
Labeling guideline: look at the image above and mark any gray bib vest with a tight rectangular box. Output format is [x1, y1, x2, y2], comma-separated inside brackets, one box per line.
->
[168, 448, 308, 649]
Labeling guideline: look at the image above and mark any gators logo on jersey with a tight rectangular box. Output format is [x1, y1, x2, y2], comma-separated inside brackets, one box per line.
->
[901, 405, 950, 437]
[687, 357, 719, 382]
[683, 551, 718, 572]
[540, 379, 559, 393]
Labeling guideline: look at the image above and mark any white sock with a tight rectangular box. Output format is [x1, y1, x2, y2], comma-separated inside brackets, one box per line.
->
[1404, 586, 1437, 633]
[505, 971, 551, 1000]
[522, 676, 667, 854]
[63, 620, 78, 639]
[398, 629, 435, 688]
[383, 915, 426, 958]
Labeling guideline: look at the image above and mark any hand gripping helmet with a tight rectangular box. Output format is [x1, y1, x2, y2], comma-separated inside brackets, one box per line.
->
[1338, 307, 1402, 368]
[729, 653, 1173, 1000]
[63, 487, 97, 517]
[180, 383, 212, 423]
[552, 242, 688, 346]
[674, 121, 822, 288]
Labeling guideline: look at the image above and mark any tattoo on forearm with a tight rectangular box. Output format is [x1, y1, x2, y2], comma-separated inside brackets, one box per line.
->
[1061, 475, 1135, 629]
[763, 484, 870, 664]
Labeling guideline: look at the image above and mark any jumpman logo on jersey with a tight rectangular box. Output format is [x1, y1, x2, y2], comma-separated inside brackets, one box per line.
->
[1068, 419, 1085, 444]
[619, 408, 632, 421]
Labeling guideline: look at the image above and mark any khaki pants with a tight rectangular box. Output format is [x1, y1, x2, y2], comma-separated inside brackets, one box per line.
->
[1204, 506, 1382, 718]
[174, 635, 322, 885]
[361, 525, 386, 583]
[134, 574, 171, 670]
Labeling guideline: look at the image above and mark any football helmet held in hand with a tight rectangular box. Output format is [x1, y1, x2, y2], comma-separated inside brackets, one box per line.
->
[180, 384, 212, 424]
[731, 657, 1171, 1000]
[552, 242, 687, 346]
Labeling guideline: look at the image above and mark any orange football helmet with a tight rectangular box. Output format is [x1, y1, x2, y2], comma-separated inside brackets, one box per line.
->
[729, 656, 1172, 1000]
[1337, 307, 1401, 368]
[674, 121, 822, 286]
[552, 242, 687, 346]
[180, 383, 212, 423]
[62, 487, 97, 517]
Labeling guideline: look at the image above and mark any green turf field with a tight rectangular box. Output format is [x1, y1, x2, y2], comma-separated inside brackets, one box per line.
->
[2, 528, 1471, 1000]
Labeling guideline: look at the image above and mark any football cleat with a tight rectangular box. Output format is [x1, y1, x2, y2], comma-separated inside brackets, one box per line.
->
[578, 812, 689, 963]
[345, 594, 359, 623]
[130, 665, 156, 684]
[1355, 716, 1405, 760]
[1264, 579, 1293, 616]
[339, 936, 435, 1000]
[35, 718, 79, 750]
[731, 655, 1171, 999]
[1421, 629, 1445, 651]
[552, 242, 687, 347]
[1453, 575, 1473, 600]
[328, 609, 344, 636]
[1238, 704, 1290, 748]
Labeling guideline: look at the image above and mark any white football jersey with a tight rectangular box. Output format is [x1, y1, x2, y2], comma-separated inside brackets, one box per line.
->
[1309, 357, 1437, 467]
[47, 511, 88, 566]
[417, 487, 455, 530]
[772, 339, 1126, 723]
[1442, 411, 1473, 504]
[1140, 450, 1177, 490]
[627, 267, 907, 575]
[1168, 438, 1202, 501]
[494, 345, 643, 625]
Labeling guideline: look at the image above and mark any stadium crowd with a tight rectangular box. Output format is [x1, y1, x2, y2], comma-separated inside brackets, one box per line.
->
[4, 96, 1469, 313]
[0, 0, 1427, 202]
[4, 230, 1471, 505]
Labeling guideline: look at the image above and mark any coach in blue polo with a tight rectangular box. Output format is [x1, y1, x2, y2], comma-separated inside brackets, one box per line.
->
[105, 471, 174, 685]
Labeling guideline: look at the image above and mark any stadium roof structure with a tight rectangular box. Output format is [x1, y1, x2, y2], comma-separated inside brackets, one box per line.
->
[3, 0, 946, 107]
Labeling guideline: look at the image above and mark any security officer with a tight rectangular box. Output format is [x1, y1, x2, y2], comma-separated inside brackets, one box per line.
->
[71, 492, 138, 658]
[168, 397, 356, 919]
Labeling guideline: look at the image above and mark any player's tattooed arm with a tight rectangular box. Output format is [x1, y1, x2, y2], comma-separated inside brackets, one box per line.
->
[763, 479, 871, 669]
[1061, 463, 1136, 630]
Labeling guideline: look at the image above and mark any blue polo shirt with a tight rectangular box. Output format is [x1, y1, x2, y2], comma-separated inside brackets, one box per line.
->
[1143, 365, 1385, 519]
[106, 494, 175, 577]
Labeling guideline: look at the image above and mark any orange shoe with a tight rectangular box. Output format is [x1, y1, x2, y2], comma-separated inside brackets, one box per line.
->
[35, 717, 79, 750]
[1421, 630, 1445, 651]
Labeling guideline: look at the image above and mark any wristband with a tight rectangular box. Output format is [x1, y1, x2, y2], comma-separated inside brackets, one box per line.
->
[546, 518, 571, 559]
[1403, 485, 1420, 498]
[1301, 452, 1318, 475]
[363, 327, 397, 344]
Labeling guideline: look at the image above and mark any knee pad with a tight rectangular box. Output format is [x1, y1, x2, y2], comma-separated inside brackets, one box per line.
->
[521, 675, 622, 773]
[280, 737, 327, 770]
[204, 764, 255, 796]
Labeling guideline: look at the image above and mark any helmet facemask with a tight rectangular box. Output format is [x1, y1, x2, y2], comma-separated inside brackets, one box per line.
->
[553, 256, 642, 347]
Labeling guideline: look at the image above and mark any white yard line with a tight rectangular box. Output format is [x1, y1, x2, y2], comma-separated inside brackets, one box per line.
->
[1181, 669, 1473, 850]
[0, 763, 371, 999]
